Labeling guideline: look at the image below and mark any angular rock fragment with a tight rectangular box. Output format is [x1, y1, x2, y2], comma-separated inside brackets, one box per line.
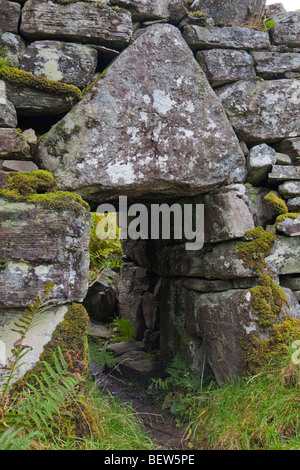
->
[83, 267, 120, 322]
[110, 0, 186, 22]
[196, 49, 256, 87]
[0, 128, 31, 159]
[2, 160, 38, 171]
[0, 196, 91, 307]
[20, 41, 98, 88]
[268, 166, 300, 183]
[246, 144, 277, 185]
[0, 0, 21, 34]
[276, 214, 300, 237]
[287, 197, 300, 212]
[0, 32, 26, 68]
[20, 0, 133, 49]
[183, 25, 270, 51]
[37, 24, 246, 202]
[189, 0, 266, 26]
[217, 79, 300, 143]
[0, 81, 17, 128]
[278, 181, 300, 198]
[274, 138, 300, 165]
[252, 51, 300, 78]
[271, 12, 300, 47]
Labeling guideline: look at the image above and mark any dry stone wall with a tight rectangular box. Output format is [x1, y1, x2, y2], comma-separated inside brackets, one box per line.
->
[0, 0, 300, 383]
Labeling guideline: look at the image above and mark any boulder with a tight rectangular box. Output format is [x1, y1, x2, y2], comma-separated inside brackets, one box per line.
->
[196, 49, 256, 87]
[37, 24, 246, 203]
[0, 197, 91, 307]
[20, 0, 133, 49]
[0, 0, 21, 34]
[217, 79, 300, 143]
[271, 12, 300, 47]
[183, 24, 270, 51]
[0, 81, 17, 128]
[20, 41, 98, 88]
[252, 51, 300, 78]
[189, 0, 266, 26]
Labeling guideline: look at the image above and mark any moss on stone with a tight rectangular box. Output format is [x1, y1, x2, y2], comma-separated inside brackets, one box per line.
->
[237, 226, 276, 274]
[275, 212, 300, 227]
[241, 316, 300, 374]
[0, 62, 82, 101]
[245, 275, 288, 328]
[0, 170, 90, 212]
[264, 191, 288, 215]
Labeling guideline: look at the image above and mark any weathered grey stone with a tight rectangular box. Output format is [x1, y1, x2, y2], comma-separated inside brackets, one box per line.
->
[217, 79, 300, 144]
[278, 181, 300, 198]
[2, 160, 38, 171]
[154, 235, 300, 279]
[114, 349, 158, 383]
[37, 24, 246, 203]
[111, 0, 186, 22]
[269, 166, 300, 183]
[185, 286, 300, 383]
[0, 81, 17, 128]
[190, 0, 266, 26]
[83, 268, 119, 322]
[274, 138, 300, 165]
[0, 199, 91, 306]
[0, 0, 21, 34]
[0, 128, 31, 159]
[265, 2, 286, 19]
[183, 24, 270, 51]
[0, 32, 26, 68]
[276, 214, 300, 237]
[196, 49, 255, 87]
[106, 340, 144, 357]
[0, 304, 68, 378]
[281, 276, 300, 291]
[271, 12, 300, 47]
[20, 41, 98, 88]
[275, 152, 292, 165]
[246, 144, 277, 184]
[181, 278, 233, 292]
[203, 186, 255, 243]
[20, 0, 133, 49]
[88, 321, 112, 339]
[252, 51, 300, 78]
[5, 81, 78, 116]
[287, 197, 300, 211]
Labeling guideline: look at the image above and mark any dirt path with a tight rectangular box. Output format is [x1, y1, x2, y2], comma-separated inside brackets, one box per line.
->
[91, 363, 190, 450]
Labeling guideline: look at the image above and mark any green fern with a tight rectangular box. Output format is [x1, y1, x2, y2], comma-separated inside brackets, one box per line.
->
[113, 318, 135, 342]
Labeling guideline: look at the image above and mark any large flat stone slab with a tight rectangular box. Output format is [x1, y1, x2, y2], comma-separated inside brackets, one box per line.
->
[37, 24, 246, 203]
[20, 0, 132, 49]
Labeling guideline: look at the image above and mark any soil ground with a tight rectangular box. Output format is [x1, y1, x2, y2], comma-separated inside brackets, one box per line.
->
[91, 363, 190, 450]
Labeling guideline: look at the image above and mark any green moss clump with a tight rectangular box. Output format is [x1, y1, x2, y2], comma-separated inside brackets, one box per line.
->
[0, 170, 90, 212]
[275, 213, 300, 227]
[7, 170, 57, 196]
[245, 275, 288, 328]
[237, 226, 276, 274]
[0, 62, 82, 101]
[264, 191, 288, 215]
[241, 316, 300, 374]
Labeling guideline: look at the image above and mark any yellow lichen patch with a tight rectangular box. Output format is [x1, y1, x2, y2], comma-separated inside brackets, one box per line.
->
[237, 226, 276, 274]
[0, 62, 82, 101]
[264, 191, 288, 215]
[245, 275, 288, 328]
